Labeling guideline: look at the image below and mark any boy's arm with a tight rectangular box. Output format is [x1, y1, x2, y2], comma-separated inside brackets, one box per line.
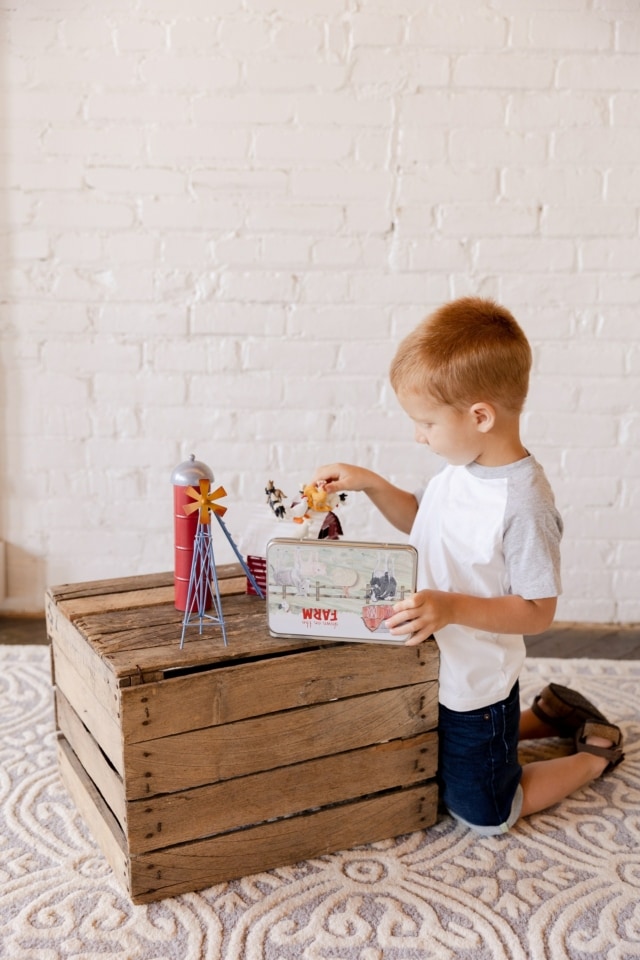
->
[313, 463, 418, 535]
[388, 591, 557, 646]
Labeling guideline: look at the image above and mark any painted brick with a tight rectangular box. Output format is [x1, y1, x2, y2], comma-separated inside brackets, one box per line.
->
[439, 203, 539, 237]
[475, 239, 576, 273]
[34, 53, 139, 86]
[140, 55, 239, 89]
[115, 20, 167, 51]
[453, 54, 555, 88]
[502, 168, 604, 204]
[148, 126, 249, 162]
[528, 12, 613, 50]
[41, 339, 141, 375]
[244, 56, 345, 91]
[141, 198, 243, 231]
[611, 91, 640, 125]
[410, 10, 508, 48]
[557, 54, 640, 89]
[86, 93, 186, 123]
[190, 304, 287, 336]
[194, 94, 294, 125]
[254, 127, 354, 163]
[60, 18, 118, 49]
[350, 13, 406, 46]
[294, 93, 392, 127]
[402, 91, 506, 127]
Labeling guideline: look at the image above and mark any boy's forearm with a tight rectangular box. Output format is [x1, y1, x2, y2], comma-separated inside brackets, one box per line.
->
[313, 463, 418, 535]
[446, 592, 557, 637]
[395, 590, 557, 646]
[364, 480, 418, 535]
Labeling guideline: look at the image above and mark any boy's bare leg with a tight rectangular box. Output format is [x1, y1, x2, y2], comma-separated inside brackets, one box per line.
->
[519, 736, 612, 817]
[518, 690, 618, 816]
[519, 704, 558, 740]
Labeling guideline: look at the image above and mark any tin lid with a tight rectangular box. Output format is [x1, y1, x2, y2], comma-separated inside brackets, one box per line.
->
[170, 453, 214, 486]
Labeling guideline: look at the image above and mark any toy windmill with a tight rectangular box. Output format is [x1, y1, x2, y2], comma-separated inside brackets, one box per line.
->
[180, 477, 264, 648]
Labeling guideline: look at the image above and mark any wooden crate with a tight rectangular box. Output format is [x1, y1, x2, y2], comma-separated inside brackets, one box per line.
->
[46, 566, 439, 904]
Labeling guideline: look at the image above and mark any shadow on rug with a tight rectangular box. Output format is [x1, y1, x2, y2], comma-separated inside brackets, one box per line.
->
[1, 647, 639, 960]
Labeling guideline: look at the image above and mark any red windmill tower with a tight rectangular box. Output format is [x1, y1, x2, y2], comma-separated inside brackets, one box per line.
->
[173, 459, 264, 647]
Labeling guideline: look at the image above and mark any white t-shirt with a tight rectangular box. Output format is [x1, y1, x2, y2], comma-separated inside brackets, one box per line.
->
[409, 456, 563, 712]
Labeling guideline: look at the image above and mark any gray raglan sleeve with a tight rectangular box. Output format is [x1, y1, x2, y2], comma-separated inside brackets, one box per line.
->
[503, 467, 563, 600]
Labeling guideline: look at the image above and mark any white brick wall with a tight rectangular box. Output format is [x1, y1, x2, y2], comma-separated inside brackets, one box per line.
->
[1, 0, 639, 622]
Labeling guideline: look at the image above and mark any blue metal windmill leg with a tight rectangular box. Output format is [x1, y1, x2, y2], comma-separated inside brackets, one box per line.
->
[209, 558, 227, 646]
[180, 523, 227, 648]
[215, 514, 265, 598]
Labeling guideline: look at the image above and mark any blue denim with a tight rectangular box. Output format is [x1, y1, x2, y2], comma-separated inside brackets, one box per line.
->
[438, 682, 523, 834]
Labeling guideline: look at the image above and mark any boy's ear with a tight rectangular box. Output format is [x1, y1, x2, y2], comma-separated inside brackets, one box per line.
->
[469, 401, 495, 433]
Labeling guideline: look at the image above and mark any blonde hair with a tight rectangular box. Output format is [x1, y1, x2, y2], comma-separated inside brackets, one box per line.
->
[389, 297, 532, 413]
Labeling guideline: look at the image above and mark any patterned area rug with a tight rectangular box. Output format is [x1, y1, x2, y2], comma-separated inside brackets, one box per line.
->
[1, 645, 639, 960]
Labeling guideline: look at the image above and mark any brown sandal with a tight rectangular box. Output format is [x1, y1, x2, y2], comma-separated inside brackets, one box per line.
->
[575, 720, 625, 775]
[531, 683, 609, 738]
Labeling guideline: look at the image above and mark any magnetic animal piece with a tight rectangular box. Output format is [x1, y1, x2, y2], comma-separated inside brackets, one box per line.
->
[318, 510, 343, 540]
[289, 496, 309, 520]
[266, 480, 287, 519]
[302, 482, 330, 512]
[263, 478, 347, 541]
[300, 482, 347, 541]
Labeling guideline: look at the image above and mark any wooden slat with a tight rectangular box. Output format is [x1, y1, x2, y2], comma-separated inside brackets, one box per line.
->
[47, 571, 174, 603]
[46, 592, 121, 701]
[46, 565, 243, 603]
[120, 641, 439, 743]
[56, 737, 131, 894]
[70, 592, 254, 647]
[54, 577, 246, 621]
[127, 731, 438, 854]
[53, 644, 124, 775]
[130, 782, 439, 903]
[83, 630, 309, 682]
[56, 586, 176, 619]
[125, 682, 439, 799]
[55, 690, 126, 830]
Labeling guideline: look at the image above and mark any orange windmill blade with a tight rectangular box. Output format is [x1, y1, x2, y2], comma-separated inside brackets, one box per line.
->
[183, 478, 228, 524]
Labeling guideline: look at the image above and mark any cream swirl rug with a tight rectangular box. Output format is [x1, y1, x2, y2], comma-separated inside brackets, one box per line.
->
[1, 645, 639, 960]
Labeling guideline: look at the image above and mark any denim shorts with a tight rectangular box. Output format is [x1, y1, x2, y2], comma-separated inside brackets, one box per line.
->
[438, 681, 523, 835]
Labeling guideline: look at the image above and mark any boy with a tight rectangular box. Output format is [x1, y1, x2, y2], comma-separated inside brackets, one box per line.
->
[314, 296, 624, 834]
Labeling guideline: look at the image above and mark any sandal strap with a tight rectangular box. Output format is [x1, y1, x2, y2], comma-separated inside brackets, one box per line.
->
[575, 720, 625, 774]
[579, 719, 623, 745]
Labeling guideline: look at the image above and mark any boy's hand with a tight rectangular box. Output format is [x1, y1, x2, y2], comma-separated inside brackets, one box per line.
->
[312, 463, 380, 495]
[386, 590, 453, 646]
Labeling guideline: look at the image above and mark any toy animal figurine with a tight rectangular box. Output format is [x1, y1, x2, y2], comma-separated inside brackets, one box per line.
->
[318, 510, 343, 540]
[289, 496, 309, 522]
[263, 478, 347, 542]
[302, 482, 330, 512]
[266, 480, 287, 518]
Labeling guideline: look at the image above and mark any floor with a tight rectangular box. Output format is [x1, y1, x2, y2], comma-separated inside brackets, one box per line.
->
[1, 615, 640, 658]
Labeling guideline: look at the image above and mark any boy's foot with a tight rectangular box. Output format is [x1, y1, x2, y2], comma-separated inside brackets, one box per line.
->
[575, 719, 625, 775]
[531, 683, 609, 738]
